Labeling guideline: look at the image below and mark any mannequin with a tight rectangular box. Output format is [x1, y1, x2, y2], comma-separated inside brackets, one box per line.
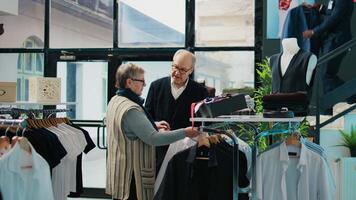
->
[280, 38, 317, 86]
[269, 37, 317, 93]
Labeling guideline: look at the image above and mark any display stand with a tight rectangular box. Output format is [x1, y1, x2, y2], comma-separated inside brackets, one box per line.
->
[191, 115, 304, 200]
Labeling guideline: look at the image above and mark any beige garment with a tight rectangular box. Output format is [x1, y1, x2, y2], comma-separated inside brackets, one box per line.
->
[106, 96, 155, 200]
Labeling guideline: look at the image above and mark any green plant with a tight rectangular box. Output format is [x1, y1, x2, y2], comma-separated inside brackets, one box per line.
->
[254, 58, 272, 113]
[336, 126, 356, 157]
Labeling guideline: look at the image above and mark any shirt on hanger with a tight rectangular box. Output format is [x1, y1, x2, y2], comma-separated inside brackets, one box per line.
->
[0, 142, 54, 200]
[256, 141, 335, 200]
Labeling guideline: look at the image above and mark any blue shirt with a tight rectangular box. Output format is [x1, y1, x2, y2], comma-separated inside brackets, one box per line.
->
[0, 143, 54, 200]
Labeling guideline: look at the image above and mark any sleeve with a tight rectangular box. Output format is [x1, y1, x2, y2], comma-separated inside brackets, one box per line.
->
[122, 109, 185, 146]
[145, 83, 156, 120]
[313, 0, 353, 37]
[256, 155, 263, 200]
[318, 158, 336, 200]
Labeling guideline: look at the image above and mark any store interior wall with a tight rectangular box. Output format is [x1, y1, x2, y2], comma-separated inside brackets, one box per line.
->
[262, 0, 356, 82]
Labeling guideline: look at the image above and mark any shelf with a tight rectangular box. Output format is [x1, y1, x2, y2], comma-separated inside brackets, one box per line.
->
[191, 115, 305, 123]
[0, 101, 77, 106]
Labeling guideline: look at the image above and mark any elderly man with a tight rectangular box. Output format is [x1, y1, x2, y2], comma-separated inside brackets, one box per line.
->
[145, 49, 208, 172]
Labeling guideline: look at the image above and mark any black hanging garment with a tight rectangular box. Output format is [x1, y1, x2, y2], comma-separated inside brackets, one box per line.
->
[154, 141, 249, 200]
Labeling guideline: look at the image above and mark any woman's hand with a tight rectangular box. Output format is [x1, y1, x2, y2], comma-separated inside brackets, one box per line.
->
[184, 127, 202, 138]
[155, 120, 171, 131]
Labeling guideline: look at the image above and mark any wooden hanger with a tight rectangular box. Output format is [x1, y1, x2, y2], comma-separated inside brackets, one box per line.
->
[208, 135, 222, 145]
[286, 133, 301, 148]
[0, 136, 10, 152]
[197, 136, 210, 148]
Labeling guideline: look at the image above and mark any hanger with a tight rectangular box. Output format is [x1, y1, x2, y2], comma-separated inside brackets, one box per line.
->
[196, 135, 210, 160]
[286, 133, 301, 148]
[197, 135, 210, 148]
[286, 132, 301, 157]
[208, 134, 222, 145]
[0, 120, 11, 153]
[18, 137, 31, 154]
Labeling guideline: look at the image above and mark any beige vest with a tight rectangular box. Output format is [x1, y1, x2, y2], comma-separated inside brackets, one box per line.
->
[106, 95, 155, 200]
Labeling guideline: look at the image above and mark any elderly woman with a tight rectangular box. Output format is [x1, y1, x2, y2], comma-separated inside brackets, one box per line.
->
[106, 63, 201, 200]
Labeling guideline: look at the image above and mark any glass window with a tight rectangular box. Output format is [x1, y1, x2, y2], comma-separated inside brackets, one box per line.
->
[57, 61, 108, 189]
[118, 0, 185, 47]
[194, 51, 255, 95]
[25, 54, 33, 72]
[195, 0, 254, 47]
[0, 53, 44, 102]
[24, 79, 29, 101]
[123, 61, 171, 98]
[16, 78, 22, 101]
[36, 54, 43, 73]
[50, 0, 113, 48]
[0, 0, 44, 48]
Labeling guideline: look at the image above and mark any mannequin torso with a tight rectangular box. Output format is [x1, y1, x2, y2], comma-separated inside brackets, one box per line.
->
[280, 38, 317, 85]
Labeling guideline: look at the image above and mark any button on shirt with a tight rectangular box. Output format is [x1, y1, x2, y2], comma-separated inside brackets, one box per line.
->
[171, 78, 189, 100]
[256, 141, 335, 200]
[0, 143, 54, 200]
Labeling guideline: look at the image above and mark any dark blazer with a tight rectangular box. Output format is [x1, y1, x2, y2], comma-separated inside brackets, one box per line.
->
[282, 6, 321, 55]
[145, 76, 208, 171]
[313, 0, 353, 45]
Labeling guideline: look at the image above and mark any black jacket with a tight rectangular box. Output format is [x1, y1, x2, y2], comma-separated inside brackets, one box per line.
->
[154, 142, 249, 200]
[313, 0, 353, 44]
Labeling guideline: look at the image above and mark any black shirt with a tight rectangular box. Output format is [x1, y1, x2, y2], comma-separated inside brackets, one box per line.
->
[25, 129, 67, 170]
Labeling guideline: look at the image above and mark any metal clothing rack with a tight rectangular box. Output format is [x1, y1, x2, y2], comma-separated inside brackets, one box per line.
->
[71, 119, 107, 150]
[191, 115, 304, 200]
[0, 107, 71, 119]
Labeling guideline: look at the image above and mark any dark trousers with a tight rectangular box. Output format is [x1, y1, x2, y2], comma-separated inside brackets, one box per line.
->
[320, 35, 350, 93]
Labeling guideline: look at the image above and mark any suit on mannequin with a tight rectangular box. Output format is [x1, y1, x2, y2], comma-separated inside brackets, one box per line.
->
[270, 38, 317, 93]
[281, 38, 317, 86]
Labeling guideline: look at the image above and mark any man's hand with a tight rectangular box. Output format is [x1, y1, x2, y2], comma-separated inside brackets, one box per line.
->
[184, 127, 202, 138]
[303, 30, 314, 39]
[155, 120, 171, 131]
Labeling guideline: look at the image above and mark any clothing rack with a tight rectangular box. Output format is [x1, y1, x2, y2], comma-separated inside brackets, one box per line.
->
[0, 118, 24, 125]
[71, 119, 107, 150]
[191, 115, 304, 200]
[0, 108, 71, 119]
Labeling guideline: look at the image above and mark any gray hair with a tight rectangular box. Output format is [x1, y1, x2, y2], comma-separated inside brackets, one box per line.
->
[115, 63, 145, 88]
[173, 49, 196, 67]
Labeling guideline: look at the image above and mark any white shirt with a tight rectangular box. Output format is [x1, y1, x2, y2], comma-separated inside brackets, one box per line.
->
[0, 142, 54, 200]
[256, 141, 335, 200]
[171, 78, 189, 100]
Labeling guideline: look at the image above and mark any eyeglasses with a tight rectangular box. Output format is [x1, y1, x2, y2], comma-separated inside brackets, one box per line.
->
[131, 78, 146, 85]
[172, 64, 192, 74]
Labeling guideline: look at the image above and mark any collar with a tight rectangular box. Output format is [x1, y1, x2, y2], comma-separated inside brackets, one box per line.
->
[186, 144, 218, 167]
[171, 77, 189, 90]
[6, 142, 43, 180]
[279, 141, 307, 167]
